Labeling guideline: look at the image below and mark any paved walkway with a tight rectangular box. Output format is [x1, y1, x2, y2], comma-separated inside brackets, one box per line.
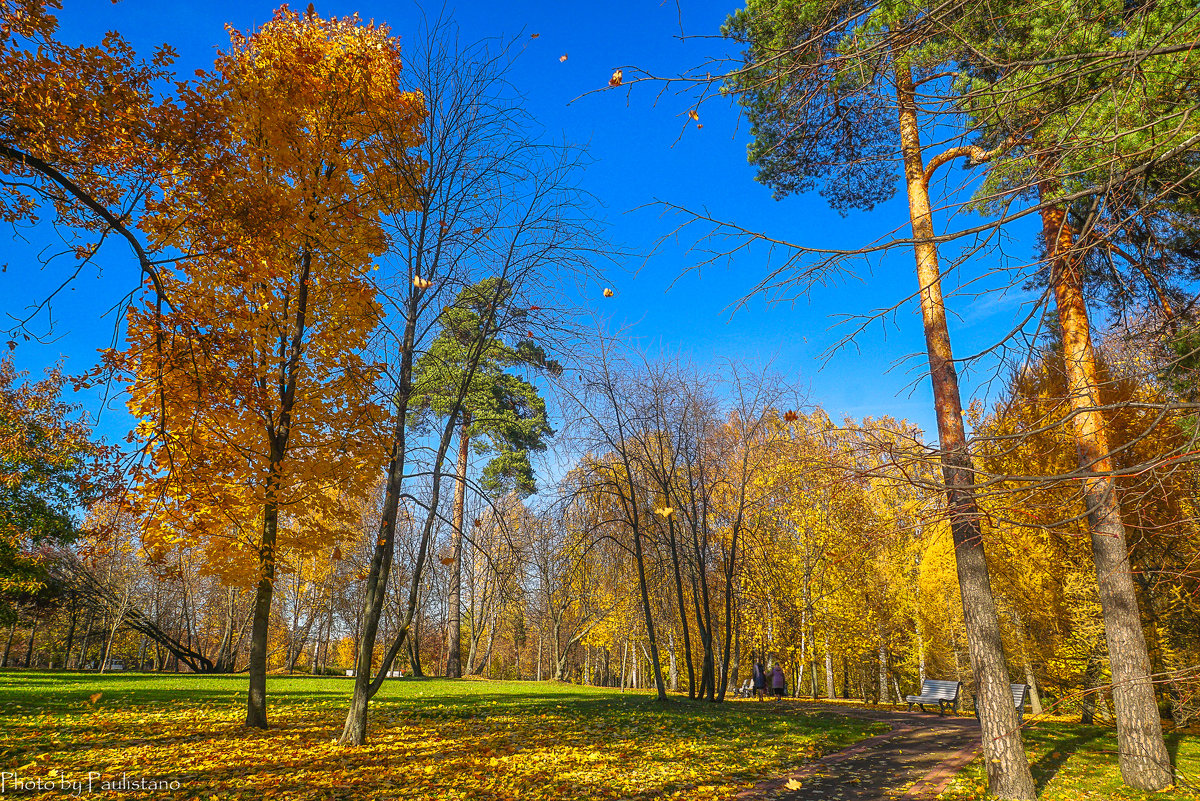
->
[738, 703, 983, 800]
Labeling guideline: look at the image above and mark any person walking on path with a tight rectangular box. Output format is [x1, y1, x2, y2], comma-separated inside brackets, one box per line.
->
[771, 664, 786, 699]
[753, 660, 767, 701]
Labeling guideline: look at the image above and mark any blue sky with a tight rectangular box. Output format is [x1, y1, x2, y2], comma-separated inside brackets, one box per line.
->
[3, 0, 1048, 447]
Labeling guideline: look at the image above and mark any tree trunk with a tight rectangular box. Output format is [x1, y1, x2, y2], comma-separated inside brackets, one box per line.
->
[918, 626, 927, 687]
[100, 598, 127, 675]
[215, 588, 236, 673]
[2, 620, 15, 667]
[246, 495, 280, 728]
[62, 603, 78, 671]
[1023, 654, 1043, 717]
[878, 640, 888, 705]
[668, 629, 679, 692]
[447, 413, 469, 678]
[1082, 646, 1103, 725]
[76, 612, 95, 669]
[407, 632, 423, 677]
[896, 64, 1035, 799]
[825, 639, 835, 699]
[631, 518, 667, 699]
[1039, 196, 1172, 790]
[666, 520, 696, 698]
[620, 639, 629, 692]
[1013, 611, 1043, 716]
[23, 613, 39, 668]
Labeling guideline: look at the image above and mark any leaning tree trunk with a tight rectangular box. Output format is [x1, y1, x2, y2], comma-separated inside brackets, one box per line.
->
[896, 64, 1036, 800]
[447, 412, 470, 679]
[1039, 196, 1172, 790]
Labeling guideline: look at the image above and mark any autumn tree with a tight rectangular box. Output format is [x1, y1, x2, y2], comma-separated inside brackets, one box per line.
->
[0, 0, 200, 333]
[116, 7, 424, 729]
[569, 340, 675, 702]
[0, 356, 109, 615]
[525, 489, 622, 681]
[973, 343, 1200, 729]
[952, 2, 1200, 786]
[721, 2, 1035, 794]
[411, 277, 555, 678]
[337, 16, 603, 744]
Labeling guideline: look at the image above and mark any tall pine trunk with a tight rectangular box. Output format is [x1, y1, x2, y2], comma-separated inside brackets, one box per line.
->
[447, 413, 470, 678]
[1039, 196, 1172, 790]
[896, 64, 1035, 799]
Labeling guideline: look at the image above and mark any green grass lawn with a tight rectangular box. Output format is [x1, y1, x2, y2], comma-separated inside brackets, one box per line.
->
[0, 672, 884, 799]
[937, 722, 1200, 801]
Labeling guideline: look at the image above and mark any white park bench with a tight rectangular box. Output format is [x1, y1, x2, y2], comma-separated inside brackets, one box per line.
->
[733, 680, 753, 698]
[974, 683, 1031, 724]
[905, 679, 962, 716]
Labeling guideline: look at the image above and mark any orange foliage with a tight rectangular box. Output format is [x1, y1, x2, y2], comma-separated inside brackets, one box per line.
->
[109, 7, 426, 586]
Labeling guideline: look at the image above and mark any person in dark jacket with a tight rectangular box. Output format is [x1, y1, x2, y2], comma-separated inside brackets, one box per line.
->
[752, 660, 767, 701]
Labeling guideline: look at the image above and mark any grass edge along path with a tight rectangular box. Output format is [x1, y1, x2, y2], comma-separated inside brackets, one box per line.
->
[934, 721, 1200, 801]
[0, 673, 887, 800]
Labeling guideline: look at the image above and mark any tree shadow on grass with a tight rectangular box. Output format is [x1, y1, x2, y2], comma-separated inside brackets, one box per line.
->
[1029, 727, 1105, 793]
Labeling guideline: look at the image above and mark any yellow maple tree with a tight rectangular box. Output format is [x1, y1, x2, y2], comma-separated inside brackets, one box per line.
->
[111, 6, 425, 729]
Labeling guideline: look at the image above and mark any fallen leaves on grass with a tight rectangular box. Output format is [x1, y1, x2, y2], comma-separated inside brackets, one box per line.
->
[0, 678, 882, 801]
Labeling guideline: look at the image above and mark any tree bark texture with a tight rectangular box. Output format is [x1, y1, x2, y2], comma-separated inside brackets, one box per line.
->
[896, 65, 1036, 800]
[246, 497, 279, 729]
[1039, 197, 1172, 790]
[447, 413, 470, 678]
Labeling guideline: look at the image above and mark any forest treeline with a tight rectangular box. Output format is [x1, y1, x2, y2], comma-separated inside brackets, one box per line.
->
[1, 0, 1199, 797]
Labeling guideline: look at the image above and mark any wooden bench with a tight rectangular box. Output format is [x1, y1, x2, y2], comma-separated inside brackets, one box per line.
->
[974, 683, 1031, 724]
[905, 679, 962, 716]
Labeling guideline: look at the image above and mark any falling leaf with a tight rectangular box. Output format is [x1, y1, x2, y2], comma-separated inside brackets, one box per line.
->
[559, 54, 568, 62]
[440, 557, 455, 566]
[413, 275, 433, 289]
[609, 69, 623, 87]
[530, 32, 540, 38]
[473, 518, 483, 528]
[688, 109, 699, 121]
[88, 692, 103, 704]
[603, 288, 614, 297]
[331, 546, 342, 561]
[654, 507, 674, 518]
[472, 227, 483, 235]
[784, 410, 798, 422]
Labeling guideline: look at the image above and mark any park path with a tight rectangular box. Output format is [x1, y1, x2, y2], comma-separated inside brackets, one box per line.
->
[737, 703, 982, 800]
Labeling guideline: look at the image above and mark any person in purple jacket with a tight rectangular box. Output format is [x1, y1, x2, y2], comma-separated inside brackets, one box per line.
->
[771, 663, 786, 699]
